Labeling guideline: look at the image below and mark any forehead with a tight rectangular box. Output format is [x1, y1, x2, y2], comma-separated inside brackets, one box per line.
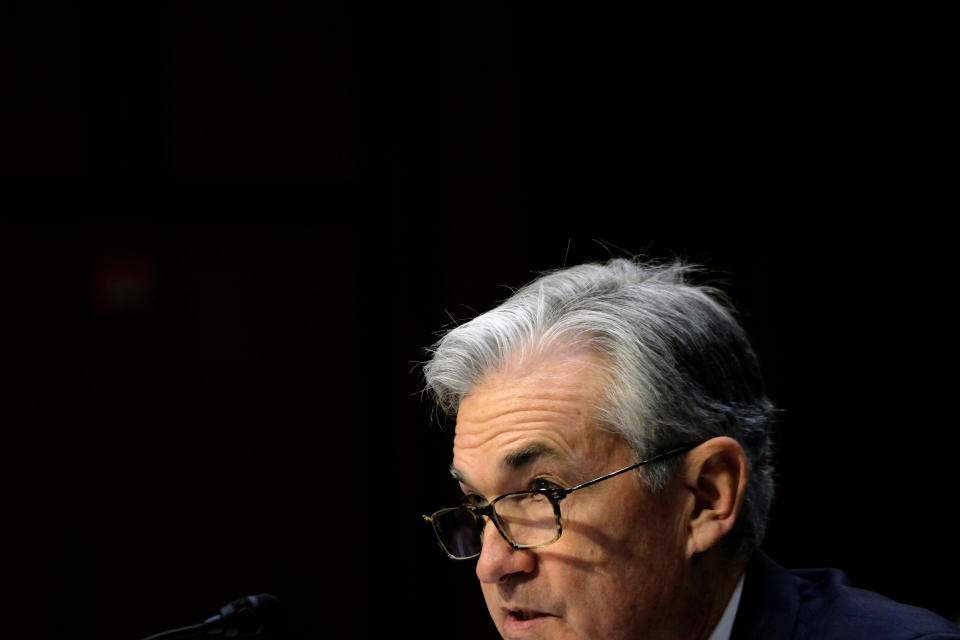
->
[451, 350, 622, 490]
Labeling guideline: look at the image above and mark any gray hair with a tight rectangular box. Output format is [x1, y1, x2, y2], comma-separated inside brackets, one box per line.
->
[423, 258, 775, 557]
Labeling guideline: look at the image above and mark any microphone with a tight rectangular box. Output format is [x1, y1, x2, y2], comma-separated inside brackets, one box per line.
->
[142, 594, 284, 640]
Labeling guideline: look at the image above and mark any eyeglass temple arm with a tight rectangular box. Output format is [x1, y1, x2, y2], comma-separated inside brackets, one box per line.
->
[563, 442, 701, 495]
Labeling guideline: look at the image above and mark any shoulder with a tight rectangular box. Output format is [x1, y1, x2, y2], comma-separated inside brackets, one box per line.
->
[791, 565, 960, 639]
[732, 553, 960, 640]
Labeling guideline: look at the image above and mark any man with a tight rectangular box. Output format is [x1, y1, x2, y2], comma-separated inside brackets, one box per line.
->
[421, 258, 959, 639]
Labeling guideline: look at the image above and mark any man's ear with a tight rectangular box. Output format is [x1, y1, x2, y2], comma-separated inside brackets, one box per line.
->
[682, 436, 749, 557]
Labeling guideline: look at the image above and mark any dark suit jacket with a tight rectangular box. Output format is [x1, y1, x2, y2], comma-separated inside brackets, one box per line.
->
[731, 553, 960, 639]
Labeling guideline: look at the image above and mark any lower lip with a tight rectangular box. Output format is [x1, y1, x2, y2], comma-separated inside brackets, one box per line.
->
[503, 612, 552, 635]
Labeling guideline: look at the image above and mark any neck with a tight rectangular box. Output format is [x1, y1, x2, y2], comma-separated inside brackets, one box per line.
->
[683, 549, 747, 640]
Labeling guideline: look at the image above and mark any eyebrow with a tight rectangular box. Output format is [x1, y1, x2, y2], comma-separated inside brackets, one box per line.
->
[449, 442, 563, 487]
[502, 442, 561, 470]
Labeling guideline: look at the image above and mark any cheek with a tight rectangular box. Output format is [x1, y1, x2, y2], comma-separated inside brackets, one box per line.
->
[562, 484, 658, 556]
[547, 534, 687, 640]
[536, 494, 655, 599]
[551, 486, 687, 597]
[480, 584, 504, 625]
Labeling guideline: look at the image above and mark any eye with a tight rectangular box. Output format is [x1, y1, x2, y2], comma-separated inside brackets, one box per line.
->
[531, 477, 562, 492]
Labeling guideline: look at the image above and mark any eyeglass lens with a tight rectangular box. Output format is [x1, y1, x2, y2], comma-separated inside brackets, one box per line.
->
[496, 493, 557, 546]
[432, 492, 558, 558]
[433, 508, 483, 558]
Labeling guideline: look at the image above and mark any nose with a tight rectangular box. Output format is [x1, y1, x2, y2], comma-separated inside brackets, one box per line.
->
[475, 517, 536, 584]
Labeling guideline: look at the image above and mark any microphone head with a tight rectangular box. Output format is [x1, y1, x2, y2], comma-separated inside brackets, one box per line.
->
[209, 594, 283, 638]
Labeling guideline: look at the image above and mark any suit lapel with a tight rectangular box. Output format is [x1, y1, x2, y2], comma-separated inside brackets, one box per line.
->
[730, 552, 799, 640]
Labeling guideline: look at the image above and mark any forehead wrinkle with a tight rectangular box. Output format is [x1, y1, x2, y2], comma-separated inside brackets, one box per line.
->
[453, 405, 592, 451]
[460, 395, 589, 425]
[453, 395, 590, 451]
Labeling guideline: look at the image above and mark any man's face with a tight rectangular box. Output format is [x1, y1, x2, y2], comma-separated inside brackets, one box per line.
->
[451, 350, 693, 639]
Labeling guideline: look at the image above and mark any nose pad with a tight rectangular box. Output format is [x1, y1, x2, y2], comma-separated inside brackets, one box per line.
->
[481, 513, 498, 535]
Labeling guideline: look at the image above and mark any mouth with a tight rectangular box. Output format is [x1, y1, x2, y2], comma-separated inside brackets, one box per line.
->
[511, 610, 543, 621]
[503, 608, 553, 633]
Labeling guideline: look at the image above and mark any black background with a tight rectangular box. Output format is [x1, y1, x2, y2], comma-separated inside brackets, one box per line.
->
[2, 4, 956, 639]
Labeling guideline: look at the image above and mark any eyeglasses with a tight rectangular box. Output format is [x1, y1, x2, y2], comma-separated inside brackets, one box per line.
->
[422, 442, 700, 560]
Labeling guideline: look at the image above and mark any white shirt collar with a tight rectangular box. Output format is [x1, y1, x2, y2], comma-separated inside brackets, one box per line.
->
[707, 573, 745, 640]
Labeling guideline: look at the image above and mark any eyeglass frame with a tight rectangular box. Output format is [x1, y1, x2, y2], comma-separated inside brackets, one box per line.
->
[422, 441, 703, 560]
